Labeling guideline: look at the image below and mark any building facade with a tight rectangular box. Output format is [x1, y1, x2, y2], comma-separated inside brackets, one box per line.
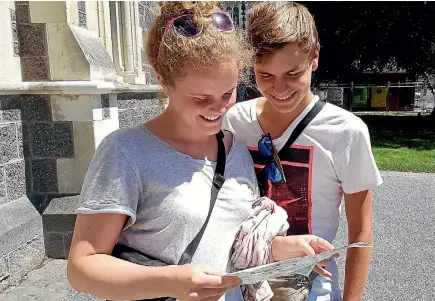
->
[0, 1, 167, 291]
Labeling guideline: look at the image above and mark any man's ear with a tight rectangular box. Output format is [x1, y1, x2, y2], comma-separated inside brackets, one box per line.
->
[312, 42, 320, 72]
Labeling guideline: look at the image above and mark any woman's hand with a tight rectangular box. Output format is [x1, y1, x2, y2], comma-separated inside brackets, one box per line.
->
[271, 235, 338, 278]
[172, 264, 242, 301]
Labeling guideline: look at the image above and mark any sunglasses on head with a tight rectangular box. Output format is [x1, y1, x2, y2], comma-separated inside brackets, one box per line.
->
[163, 11, 234, 40]
[258, 133, 287, 184]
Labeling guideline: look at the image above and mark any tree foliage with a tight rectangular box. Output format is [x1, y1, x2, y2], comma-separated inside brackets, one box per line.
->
[298, 1, 435, 86]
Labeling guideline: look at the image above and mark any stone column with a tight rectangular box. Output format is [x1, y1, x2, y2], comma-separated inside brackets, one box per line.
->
[122, 1, 135, 76]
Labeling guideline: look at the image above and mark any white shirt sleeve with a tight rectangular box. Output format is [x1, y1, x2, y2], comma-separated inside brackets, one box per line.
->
[332, 117, 383, 194]
[222, 107, 237, 133]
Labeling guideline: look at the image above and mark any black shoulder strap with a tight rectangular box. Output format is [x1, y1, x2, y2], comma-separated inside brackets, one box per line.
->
[177, 131, 226, 265]
[278, 100, 326, 155]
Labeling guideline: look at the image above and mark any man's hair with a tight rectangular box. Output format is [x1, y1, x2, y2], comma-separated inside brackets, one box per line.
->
[248, 1, 318, 60]
[146, 1, 253, 86]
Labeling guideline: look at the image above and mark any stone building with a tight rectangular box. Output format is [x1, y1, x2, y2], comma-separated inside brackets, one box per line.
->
[0, 0, 252, 291]
[0, 1, 166, 291]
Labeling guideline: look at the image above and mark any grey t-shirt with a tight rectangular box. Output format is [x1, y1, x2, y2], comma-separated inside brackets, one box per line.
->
[76, 124, 260, 301]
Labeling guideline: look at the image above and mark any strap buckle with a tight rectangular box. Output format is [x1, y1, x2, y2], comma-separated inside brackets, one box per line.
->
[213, 173, 225, 189]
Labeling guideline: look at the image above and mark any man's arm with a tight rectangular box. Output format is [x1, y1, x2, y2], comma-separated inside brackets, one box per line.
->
[342, 189, 373, 301]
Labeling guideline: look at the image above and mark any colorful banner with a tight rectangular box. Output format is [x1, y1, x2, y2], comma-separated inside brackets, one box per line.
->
[371, 87, 388, 107]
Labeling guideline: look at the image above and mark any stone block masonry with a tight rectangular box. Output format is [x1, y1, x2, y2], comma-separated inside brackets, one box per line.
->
[1, 91, 166, 211]
[43, 93, 167, 259]
[117, 92, 166, 128]
[42, 196, 79, 259]
[0, 95, 76, 214]
[0, 196, 45, 292]
[0, 0, 166, 292]
[0, 90, 166, 291]
[0, 96, 26, 208]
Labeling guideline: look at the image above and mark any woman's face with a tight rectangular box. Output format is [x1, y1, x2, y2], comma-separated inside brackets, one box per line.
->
[161, 60, 239, 136]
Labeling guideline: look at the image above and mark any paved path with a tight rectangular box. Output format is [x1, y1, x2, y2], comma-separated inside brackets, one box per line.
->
[1, 171, 434, 300]
[335, 171, 435, 301]
[0, 259, 100, 301]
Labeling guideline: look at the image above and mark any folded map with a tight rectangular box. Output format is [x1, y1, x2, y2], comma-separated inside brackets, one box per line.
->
[228, 242, 371, 284]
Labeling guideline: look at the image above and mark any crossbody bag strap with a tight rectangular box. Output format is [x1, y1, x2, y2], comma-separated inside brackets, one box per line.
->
[177, 130, 226, 265]
[277, 99, 326, 156]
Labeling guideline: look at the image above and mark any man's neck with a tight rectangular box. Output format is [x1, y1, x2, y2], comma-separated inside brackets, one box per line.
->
[257, 91, 314, 139]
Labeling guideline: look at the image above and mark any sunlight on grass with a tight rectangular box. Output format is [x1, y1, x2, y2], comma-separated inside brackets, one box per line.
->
[373, 147, 435, 173]
[361, 114, 435, 173]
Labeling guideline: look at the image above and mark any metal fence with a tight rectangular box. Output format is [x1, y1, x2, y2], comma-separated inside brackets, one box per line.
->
[313, 83, 435, 113]
[237, 81, 434, 114]
[414, 88, 435, 113]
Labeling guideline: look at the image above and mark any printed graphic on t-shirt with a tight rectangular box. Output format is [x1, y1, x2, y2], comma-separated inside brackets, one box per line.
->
[248, 145, 314, 236]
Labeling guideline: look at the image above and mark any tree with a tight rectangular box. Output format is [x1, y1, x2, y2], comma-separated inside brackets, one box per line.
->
[299, 1, 435, 85]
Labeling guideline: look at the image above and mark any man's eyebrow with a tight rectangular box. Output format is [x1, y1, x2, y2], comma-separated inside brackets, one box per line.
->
[257, 61, 309, 74]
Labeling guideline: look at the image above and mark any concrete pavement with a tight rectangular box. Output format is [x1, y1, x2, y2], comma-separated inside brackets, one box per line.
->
[335, 171, 435, 300]
[0, 259, 100, 301]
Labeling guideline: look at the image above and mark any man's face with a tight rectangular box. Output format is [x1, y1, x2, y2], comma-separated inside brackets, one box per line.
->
[254, 43, 319, 114]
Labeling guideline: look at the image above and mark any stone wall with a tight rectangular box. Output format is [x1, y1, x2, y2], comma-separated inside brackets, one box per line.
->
[1, 94, 112, 214]
[0, 0, 255, 291]
[0, 95, 45, 291]
[42, 92, 166, 260]
[0, 96, 26, 206]
[118, 92, 165, 129]
[14, 1, 51, 81]
[0, 91, 166, 290]
[0, 0, 165, 292]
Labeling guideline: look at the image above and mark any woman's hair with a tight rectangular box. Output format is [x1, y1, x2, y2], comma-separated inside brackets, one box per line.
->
[146, 1, 253, 86]
[248, 1, 318, 61]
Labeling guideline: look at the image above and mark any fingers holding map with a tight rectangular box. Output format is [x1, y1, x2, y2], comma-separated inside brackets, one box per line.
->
[228, 242, 371, 284]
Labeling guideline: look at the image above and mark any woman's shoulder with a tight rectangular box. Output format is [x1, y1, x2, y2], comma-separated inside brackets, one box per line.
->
[222, 129, 252, 159]
[103, 124, 148, 145]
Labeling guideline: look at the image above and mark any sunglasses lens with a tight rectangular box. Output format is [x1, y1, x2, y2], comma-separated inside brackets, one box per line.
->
[258, 136, 274, 157]
[211, 12, 234, 31]
[267, 163, 284, 183]
[258, 142, 272, 157]
[173, 16, 202, 37]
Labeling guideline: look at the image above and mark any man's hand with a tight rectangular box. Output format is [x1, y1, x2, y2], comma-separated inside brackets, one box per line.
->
[271, 235, 338, 277]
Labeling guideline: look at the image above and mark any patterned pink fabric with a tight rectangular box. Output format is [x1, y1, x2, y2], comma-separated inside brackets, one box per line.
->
[231, 197, 289, 301]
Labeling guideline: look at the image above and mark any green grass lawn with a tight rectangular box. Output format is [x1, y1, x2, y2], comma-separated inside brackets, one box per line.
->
[370, 133, 435, 173]
[372, 147, 435, 173]
[359, 114, 435, 173]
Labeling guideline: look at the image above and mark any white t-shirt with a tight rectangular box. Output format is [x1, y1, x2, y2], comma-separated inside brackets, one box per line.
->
[223, 96, 383, 300]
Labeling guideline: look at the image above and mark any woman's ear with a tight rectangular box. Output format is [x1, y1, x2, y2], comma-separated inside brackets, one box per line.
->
[156, 73, 171, 95]
[156, 73, 165, 86]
